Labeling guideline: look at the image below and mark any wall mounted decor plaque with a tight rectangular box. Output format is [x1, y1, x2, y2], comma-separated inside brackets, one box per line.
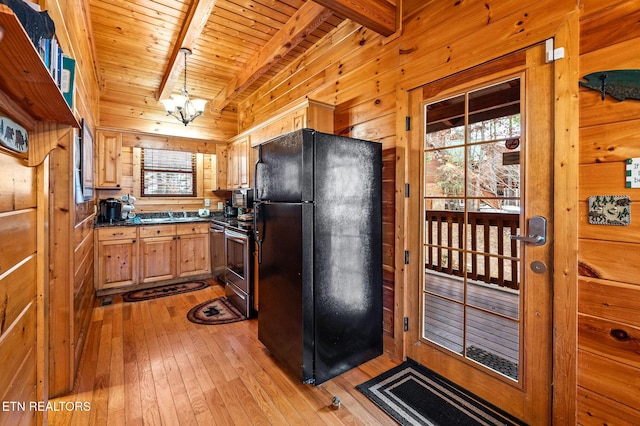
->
[626, 158, 640, 188]
[0, 115, 28, 154]
[588, 195, 631, 226]
[579, 70, 640, 101]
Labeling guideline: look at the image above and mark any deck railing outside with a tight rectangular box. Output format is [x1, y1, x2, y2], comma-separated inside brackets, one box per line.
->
[425, 210, 520, 290]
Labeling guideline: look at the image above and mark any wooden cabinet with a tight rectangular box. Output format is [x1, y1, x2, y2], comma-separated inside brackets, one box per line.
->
[248, 98, 335, 147]
[96, 130, 122, 188]
[96, 227, 138, 290]
[211, 144, 228, 190]
[140, 225, 177, 283]
[140, 223, 210, 283]
[228, 99, 334, 188]
[95, 222, 212, 292]
[177, 223, 210, 277]
[227, 136, 249, 189]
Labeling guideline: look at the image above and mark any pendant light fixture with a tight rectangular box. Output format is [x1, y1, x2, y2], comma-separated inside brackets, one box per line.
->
[160, 48, 207, 126]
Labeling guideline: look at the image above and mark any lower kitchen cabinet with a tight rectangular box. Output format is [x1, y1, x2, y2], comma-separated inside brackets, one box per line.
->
[140, 225, 177, 283]
[96, 222, 211, 293]
[177, 223, 210, 277]
[96, 227, 139, 290]
[140, 223, 210, 284]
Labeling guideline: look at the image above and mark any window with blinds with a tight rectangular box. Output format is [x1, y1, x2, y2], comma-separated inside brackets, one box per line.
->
[141, 148, 196, 196]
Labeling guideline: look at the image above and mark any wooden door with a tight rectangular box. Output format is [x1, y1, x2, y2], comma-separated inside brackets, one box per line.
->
[97, 239, 138, 289]
[176, 225, 210, 277]
[405, 43, 553, 424]
[140, 236, 176, 282]
[237, 137, 249, 188]
[96, 130, 122, 189]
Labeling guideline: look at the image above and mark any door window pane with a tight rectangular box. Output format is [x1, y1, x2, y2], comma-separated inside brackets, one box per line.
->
[422, 78, 522, 382]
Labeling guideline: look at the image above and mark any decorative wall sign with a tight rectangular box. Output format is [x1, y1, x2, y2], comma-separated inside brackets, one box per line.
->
[588, 195, 631, 226]
[0, 115, 28, 154]
[625, 158, 640, 188]
[579, 70, 640, 101]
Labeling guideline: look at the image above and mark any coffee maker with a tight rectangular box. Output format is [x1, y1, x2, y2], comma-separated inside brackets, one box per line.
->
[98, 198, 122, 223]
[224, 198, 237, 218]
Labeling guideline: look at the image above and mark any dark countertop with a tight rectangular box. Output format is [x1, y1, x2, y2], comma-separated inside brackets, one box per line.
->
[95, 212, 254, 234]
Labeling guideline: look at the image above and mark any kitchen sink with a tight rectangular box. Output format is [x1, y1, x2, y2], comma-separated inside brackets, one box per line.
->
[139, 216, 207, 224]
[139, 217, 171, 224]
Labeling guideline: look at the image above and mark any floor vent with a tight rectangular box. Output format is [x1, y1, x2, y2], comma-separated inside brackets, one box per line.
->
[100, 297, 113, 306]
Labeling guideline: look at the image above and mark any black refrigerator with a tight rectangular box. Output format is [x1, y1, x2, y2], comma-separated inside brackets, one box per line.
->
[253, 128, 383, 385]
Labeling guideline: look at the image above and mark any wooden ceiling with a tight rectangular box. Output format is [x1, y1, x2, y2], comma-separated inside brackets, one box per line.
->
[88, 0, 396, 138]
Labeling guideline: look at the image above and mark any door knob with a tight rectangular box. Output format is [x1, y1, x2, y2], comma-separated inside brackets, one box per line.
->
[510, 215, 547, 246]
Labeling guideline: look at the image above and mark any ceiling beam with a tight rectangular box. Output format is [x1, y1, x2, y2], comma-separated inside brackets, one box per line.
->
[210, 1, 333, 113]
[157, 0, 217, 101]
[312, 0, 396, 36]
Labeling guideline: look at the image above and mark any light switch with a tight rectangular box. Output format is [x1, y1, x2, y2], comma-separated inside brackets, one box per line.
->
[217, 202, 223, 210]
[204, 199, 211, 207]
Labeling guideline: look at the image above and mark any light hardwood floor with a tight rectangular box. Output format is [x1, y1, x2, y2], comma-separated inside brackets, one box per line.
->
[48, 281, 400, 425]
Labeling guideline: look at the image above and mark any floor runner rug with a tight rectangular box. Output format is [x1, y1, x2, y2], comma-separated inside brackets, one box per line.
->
[122, 280, 209, 302]
[356, 358, 527, 426]
[187, 297, 245, 325]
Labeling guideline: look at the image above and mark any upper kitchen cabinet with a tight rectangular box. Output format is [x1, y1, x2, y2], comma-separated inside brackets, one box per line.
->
[96, 130, 122, 189]
[211, 144, 228, 191]
[248, 98, 335, 147]
[227, 136, 249, 189]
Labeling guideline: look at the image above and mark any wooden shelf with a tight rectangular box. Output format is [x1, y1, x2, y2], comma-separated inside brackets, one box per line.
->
[0, 5, 78, 127]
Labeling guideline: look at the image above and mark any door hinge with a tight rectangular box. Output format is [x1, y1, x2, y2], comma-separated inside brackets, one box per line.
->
[404, 183, 410, 198]
[404, 250, 410, 264]
[404, 317, 409, 332]
[405, 116, 411, 131]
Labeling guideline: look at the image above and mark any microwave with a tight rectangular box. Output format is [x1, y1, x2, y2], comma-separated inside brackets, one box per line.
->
[232, 188, 254, 209]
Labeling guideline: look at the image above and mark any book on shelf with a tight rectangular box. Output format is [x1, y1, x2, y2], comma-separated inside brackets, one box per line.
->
[36, 35, 76, 109]
[61, 55, 76, 109]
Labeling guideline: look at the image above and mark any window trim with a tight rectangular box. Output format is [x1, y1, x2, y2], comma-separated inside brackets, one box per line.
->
[141, 148, 197, 197]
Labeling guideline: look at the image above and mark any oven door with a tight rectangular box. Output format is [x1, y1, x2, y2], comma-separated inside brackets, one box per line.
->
[224, 229, 249, 293]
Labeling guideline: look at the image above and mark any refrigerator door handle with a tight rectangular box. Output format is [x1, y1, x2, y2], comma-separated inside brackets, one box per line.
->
[254, 201, 263, 264]
[255, 145, 263, 201]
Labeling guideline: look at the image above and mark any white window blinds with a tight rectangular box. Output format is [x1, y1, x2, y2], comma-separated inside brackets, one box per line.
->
[141, 148, 196, 196]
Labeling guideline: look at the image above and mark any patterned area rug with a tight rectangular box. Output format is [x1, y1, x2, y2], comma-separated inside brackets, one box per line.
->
[187, 297, 245, 325]
[122, 281, 209, 302]
[466, 346, 519, 380]
[357, 358, 527, 426]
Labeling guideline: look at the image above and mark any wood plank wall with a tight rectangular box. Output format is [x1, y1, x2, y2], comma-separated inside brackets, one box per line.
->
[95, 131, 229, 213]
[238, 0, 578, 359]
[0, 153, 39, 425]
[577, 1, 640, 423]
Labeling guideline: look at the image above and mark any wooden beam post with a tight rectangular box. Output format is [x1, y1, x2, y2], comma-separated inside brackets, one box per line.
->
[313, 0, 396, 36]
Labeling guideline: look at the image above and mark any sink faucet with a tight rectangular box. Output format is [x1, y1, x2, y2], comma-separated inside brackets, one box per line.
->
[167, 209, 173, 219]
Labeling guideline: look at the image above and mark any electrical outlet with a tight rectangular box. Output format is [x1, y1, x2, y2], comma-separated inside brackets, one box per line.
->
[204, 199, 211, 207]
[217, 202, 223, 210]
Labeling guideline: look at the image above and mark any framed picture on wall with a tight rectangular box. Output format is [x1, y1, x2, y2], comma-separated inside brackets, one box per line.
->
[81, 118, 94, 200]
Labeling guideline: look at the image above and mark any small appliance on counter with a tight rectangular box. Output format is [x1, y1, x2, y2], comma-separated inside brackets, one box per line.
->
[98, 198, 123, 223]
[224, 199, 237, 218]
[232, 188, 253, 210]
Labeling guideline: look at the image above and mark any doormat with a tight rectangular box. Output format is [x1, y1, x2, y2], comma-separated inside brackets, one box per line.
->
[187, 297, 245, 325]
[122, 281, 209, 302]
[466, 346, 518, 380]
[356, 358, 527, 426]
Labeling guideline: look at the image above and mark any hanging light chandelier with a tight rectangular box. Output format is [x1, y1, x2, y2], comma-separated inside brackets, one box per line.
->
[160, 48, 207, 126]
